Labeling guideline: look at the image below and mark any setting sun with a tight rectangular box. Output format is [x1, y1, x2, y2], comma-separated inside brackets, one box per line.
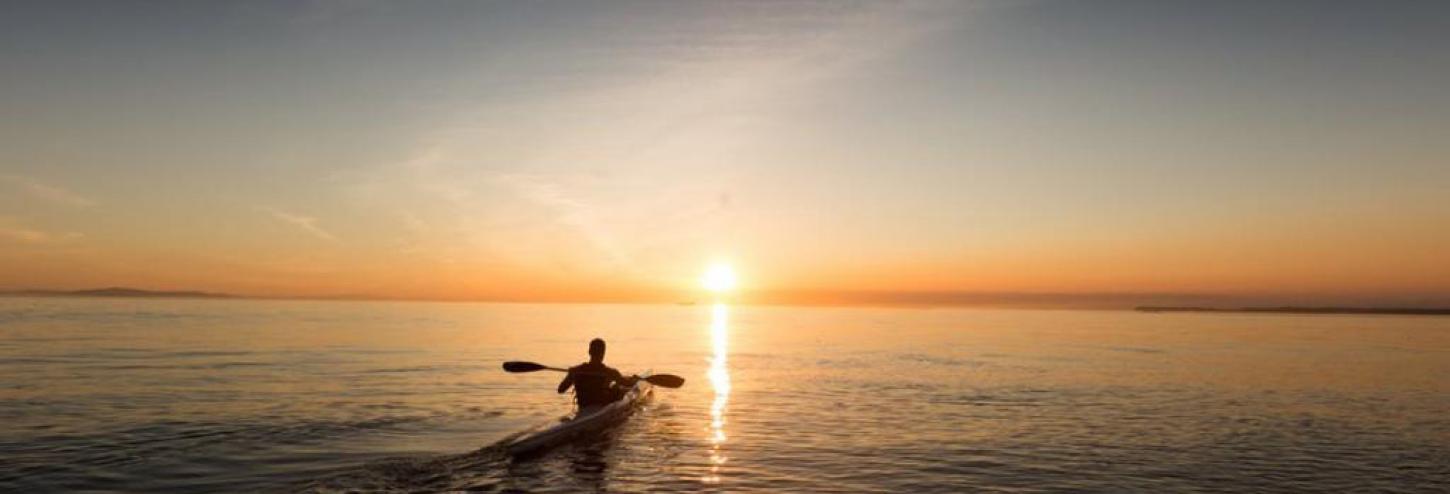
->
[701, 264, 738, 293]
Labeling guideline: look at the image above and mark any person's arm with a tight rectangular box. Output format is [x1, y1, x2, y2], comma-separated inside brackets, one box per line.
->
[557, 370, 575, 394]
[608, 368, 635, 387]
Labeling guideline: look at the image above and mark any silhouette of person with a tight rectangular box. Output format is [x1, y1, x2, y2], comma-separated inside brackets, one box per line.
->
[557, 338, 637, 408]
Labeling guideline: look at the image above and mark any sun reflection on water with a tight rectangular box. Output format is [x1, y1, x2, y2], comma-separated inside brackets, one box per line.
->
[705, 302, 730, 483]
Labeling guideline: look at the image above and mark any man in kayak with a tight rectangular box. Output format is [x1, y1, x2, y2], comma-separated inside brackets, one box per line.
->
[557, 338, 638, 408]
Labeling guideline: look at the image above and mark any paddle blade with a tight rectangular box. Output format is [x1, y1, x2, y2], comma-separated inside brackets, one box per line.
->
[502, 361, 548, 373]
[645, 374, 686, 388]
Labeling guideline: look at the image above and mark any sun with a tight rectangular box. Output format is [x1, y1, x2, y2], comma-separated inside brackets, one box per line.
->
[701, 263, 738, 293]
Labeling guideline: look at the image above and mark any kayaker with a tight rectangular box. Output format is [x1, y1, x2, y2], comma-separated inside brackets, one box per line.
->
[557, 338, 638, 408]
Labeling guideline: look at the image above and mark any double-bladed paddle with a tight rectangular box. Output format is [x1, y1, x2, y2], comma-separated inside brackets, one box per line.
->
[502, 360, 686, 388]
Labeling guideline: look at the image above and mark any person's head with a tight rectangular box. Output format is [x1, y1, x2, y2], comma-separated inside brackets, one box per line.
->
[588, 338, 606, 362]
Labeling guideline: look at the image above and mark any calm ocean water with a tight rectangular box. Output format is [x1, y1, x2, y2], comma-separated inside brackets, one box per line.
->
[1, 297, 1446, 492]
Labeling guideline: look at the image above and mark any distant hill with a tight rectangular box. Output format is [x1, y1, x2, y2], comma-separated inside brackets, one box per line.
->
[4, 287, 235, 299]
[1136, 306, 1450, 316]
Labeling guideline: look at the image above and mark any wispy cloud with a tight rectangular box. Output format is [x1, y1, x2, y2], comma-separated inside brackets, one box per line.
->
[495, 173, 631, 269]
[329, 1, 964, 274]
[1, 174, 96, 208]
[0, 217, 83, 244]
[261, 207, 337, 242]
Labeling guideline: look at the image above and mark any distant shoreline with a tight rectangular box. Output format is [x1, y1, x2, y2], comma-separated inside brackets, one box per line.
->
[1136, 306, 1450, 316]
[1, 287, 234, 299]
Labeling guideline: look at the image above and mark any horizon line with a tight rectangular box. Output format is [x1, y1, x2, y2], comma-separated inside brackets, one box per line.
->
[4, 286, 1447, 311]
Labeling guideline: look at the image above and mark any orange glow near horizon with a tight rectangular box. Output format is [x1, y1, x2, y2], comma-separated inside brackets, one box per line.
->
[3, 230, 1447, 307]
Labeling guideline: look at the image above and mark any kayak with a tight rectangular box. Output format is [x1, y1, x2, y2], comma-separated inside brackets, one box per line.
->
[507, 371, 653, 456]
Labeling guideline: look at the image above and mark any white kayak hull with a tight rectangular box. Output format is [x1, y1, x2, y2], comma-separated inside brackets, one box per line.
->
[507, 372, 653, 456]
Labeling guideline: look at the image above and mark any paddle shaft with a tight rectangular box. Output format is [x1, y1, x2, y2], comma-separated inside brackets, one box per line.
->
[510, 363, 623, 378]
[503, 360, 684, 388]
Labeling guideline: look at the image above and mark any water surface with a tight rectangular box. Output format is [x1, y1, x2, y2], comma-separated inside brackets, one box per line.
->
[1, 298, 1447, 492]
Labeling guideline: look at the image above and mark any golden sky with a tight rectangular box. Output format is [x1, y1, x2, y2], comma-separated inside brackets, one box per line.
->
[2, 1, 1448, 307]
